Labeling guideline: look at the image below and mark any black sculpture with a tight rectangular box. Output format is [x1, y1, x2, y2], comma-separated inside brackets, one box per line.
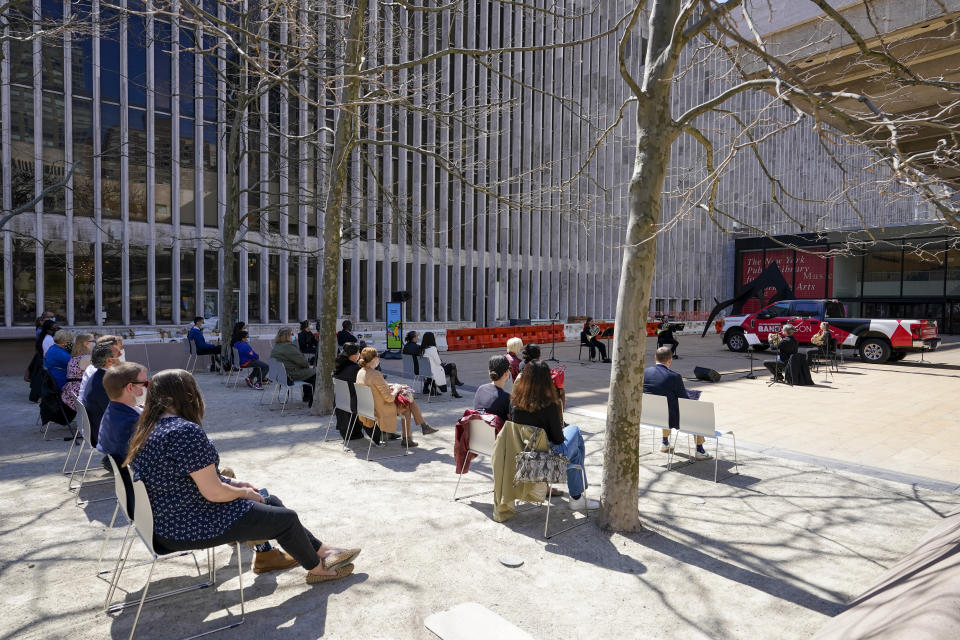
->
[701, 262, 794, 337]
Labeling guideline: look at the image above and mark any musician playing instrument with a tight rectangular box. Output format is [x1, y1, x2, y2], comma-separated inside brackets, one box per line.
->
[581, 317, 610, 363]
[657, 320, 680, 359]
[763, 324, 813, 385]
[807, 321, 837, 365]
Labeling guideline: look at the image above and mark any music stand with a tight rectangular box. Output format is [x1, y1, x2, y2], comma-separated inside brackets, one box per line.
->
[742, 351, 757, 379]
[547, 312, 560, 363]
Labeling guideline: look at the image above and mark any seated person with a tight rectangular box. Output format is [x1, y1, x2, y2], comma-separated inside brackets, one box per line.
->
[80, 335, 124, 398]
[337, 320, 359, 347]
[297, 320, 319, 365]
[517, 344, 565, 406]
[643, 346, 711, 460]
[764, 324, 814, 385]
[581, 317, 610, 362]
[235, 331, 269, 389]
[509, 361, 598, 511]
[657, 321, 680, 359]
[402, 331, 422, 375]
[43, 329, 74, 389]
[187, 316, 222, 371]
[125, 368, 361, 582]
[355, 347, 435, 448]
[271, 327, 316, 407]
[474, 355, 511, 421]
[97, 362, 147, 460]
[806, 322, 838, 364]
[228, 321, 246, 370]
[333, 343, 364, 440]
[80, 341, 122, 469]
[420, 332, 463, 399]
[62, 333, 95, 411]
[504, 337, 523, 380]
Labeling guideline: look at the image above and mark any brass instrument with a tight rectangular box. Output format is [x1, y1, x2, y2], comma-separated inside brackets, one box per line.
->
[811, 329, 826, 347]
[587, 323, 601, 338]
[767, 332, 783, 347]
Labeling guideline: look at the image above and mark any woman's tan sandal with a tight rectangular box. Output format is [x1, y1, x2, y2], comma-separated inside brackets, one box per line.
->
[306, 563, 354, 584]
[322, 548, 361, 571]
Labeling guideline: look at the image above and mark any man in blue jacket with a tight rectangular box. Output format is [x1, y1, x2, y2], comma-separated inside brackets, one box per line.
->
[97, 361, 147, 460]
[187, 316, 222, 371]
[80, 341, 121, 470]
[642, 346, 711, 460]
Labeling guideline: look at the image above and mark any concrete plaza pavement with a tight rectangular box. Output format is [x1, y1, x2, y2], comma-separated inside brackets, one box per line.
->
[2, 333, 959, 639]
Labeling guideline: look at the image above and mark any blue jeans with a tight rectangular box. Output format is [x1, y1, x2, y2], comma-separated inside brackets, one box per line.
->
[550, 424, 587, 497]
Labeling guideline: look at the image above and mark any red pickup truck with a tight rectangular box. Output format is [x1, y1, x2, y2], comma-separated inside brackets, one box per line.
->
[720, 299, 940, 364]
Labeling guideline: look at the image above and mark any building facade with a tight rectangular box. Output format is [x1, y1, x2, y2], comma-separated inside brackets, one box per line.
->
[1, 0, 945, 335]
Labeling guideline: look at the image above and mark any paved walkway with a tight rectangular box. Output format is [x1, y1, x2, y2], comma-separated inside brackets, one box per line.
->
[427, 334, 960, 487]
[2, 337, 959, 639]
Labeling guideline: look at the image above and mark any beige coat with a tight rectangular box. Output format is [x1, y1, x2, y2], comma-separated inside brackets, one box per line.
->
[355, 367, 399, 433]
[491, 421, 550, 522]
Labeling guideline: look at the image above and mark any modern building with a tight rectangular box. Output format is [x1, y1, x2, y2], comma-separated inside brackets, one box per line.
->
[2, 0, 954, 336]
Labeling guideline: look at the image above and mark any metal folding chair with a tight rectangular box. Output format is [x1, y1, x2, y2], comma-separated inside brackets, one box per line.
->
[453, 419, 499, 501]
[69, 400, 113, 506]
[346, 384, 413, 461]
[323, 378, 357, 443]
[105, 479, 244, 640]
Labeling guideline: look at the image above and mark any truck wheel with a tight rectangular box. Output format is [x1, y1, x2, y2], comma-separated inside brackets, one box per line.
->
[751, 344, 769, 352]
[859, 338, 891, 364]
[726, 330, 748, 353]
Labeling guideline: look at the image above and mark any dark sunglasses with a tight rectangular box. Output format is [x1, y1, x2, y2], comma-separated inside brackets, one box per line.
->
[131, 380, 150, 388]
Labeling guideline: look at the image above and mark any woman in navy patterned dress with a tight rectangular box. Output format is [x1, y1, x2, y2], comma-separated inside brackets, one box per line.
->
[124, 369, 361, 584]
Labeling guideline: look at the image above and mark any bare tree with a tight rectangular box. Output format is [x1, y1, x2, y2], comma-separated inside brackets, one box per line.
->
[600, 0, 959, 532]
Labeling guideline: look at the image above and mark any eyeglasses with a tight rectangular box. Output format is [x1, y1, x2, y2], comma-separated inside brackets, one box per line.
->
[131, 380, 150, 388]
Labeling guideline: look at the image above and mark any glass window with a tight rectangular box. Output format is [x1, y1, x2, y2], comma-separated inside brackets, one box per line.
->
[154, 19, 173, 112]
[155, 114, 172, 222]
[100, 8, 122, 103]
[101, 104, 122, 219]
[129, 108, 148, 221]
[42, 94, 66, 214]
[203, 125, 217, 227]
[863, 248, 902, 297]
[825, 301, 846, 319]
[759, 301, 792, 319]
[179, 27, 195, 117]
[10, 87, 35, 213]
[359, 259, 368, 321]
[180, 117, 195, 225]
[792, 301, 821, 318]
[43, 240, 67, 320]
[8, 4, 33, 87]
[130, 247, 148, 323]
[833, 253, 862, 298]
[902, 243, 944, 297]
[13, 239, 37, 325]
[268, 254, 280, 322]
[41, 0, 64, 93]
[203, 249, 219, 291]
[127, 7, 148, 108]
[947, 248, 960, 296]
[74, 242, 96, 324]
[71, 0, 95, 97]
[156, 246, 173, 324]
[180, 248, 196, 320]
[202, 31, 217, 122]
[342, 259, 352, 317]
[794, 250, 829, 298]
[72, 98, 94, 217]
[288, 255, 299, 321]
[103, 243, 123, 323]
[247, 253, 261, 322]
[307, 256, 317, 320]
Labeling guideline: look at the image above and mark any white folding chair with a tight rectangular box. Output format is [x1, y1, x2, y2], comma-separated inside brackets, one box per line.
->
[417, 356, 436, 403]
[270, 359, 311, 416]
[348, 384, 412, 461]
[105, 479, 244, 640]
[514, 425, 588, 540]
[453, 419, 499, 501]
[69, 400, 113, 506]
[639, 394, 671, 455]
[401, 354, 425, 388]
[62, 394, 85, 474]
[323, 378, 356, 443]
[183, 338, 198, 373]
[257, 359, 284, 407]
[667, 399, 739, 482]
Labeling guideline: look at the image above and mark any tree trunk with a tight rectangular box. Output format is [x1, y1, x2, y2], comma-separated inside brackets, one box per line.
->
[312, 0, 368, 415]
[598, 101, 676, 532]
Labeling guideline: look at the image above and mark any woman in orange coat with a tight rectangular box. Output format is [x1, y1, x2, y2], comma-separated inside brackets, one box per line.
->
[355, 347, 436, 448]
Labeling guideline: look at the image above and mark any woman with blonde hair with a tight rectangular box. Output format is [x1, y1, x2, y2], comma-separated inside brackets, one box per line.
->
[355, 347, 436, 448]
[62, 333, 95, 410]
[271, 327, 317, 407]
[504, 337, 523, 380]
[125, 369, 361, 583]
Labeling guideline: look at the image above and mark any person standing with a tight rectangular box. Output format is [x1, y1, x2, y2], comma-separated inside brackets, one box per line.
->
[643, 346, 711, 460]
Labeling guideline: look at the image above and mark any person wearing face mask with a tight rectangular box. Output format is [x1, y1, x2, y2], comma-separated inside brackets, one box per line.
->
[355, 347, 435, 448]
[80, 335, 124, 398]
[188, 316, 222, 372]
[97, 362, 148, 462]
[80, 342, 122, 452]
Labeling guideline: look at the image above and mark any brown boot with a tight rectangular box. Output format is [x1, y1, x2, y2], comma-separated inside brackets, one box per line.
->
[253, 549, 298, 574]
[400, 438, 419, 448]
